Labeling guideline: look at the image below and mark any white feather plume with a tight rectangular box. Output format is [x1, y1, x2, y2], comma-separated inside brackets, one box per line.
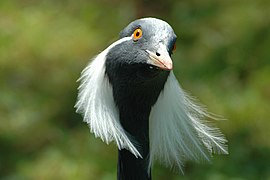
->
[149, 72, 228, 172]
[75, 37, 142, 158]
[75, 37, 228, 172]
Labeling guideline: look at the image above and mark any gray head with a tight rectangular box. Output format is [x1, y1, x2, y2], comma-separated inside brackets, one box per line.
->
[106, 18, 177, 73]
[120, 17, 177, 59]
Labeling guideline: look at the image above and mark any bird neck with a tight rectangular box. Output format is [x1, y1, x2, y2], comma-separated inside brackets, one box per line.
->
[105, 63, 170, 180]
[117, 107, 152, 180]
[118, 149, 151, 180]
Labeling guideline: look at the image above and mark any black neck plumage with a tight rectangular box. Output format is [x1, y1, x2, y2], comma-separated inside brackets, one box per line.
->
[105, 52, 170, 180]
[109, 73, 168, 179]
[117, 107, 151, 180]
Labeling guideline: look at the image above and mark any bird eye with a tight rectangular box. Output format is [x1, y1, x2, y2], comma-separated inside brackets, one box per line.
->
[133, 28, 142, 41]
[172, 43, 176, 51]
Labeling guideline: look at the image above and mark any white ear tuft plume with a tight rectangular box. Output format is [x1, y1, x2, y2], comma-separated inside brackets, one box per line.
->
[75, 37, 142, 158]
[75, 36, 228, 173]
[149, 72, 228, 172]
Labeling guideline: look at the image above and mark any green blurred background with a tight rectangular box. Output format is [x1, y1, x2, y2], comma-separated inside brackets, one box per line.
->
[1, 0, 270, 179]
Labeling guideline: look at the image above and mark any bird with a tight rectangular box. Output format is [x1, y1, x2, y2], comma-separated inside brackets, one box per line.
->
[75, 17, 228, 180]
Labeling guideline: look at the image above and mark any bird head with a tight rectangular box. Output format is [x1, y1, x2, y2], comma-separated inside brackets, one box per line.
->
[119, 18, 176, 70]
[105, 18, 177, 82]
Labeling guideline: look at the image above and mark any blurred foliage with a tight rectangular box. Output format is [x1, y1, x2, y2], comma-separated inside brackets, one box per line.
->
[0, 0, 270, 179]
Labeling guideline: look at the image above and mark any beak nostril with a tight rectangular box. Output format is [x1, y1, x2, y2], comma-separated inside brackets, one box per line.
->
[156, 52, 161, 56]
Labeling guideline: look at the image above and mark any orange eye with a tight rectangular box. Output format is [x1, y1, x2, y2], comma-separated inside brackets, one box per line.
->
[172, 43, 176, 51]
[133, 28, 142, 41]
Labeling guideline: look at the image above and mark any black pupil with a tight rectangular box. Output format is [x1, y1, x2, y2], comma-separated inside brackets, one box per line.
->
[136, 31, 140, 37]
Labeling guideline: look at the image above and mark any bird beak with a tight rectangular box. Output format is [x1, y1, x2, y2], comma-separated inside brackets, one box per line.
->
[146, 44, 173, 70]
